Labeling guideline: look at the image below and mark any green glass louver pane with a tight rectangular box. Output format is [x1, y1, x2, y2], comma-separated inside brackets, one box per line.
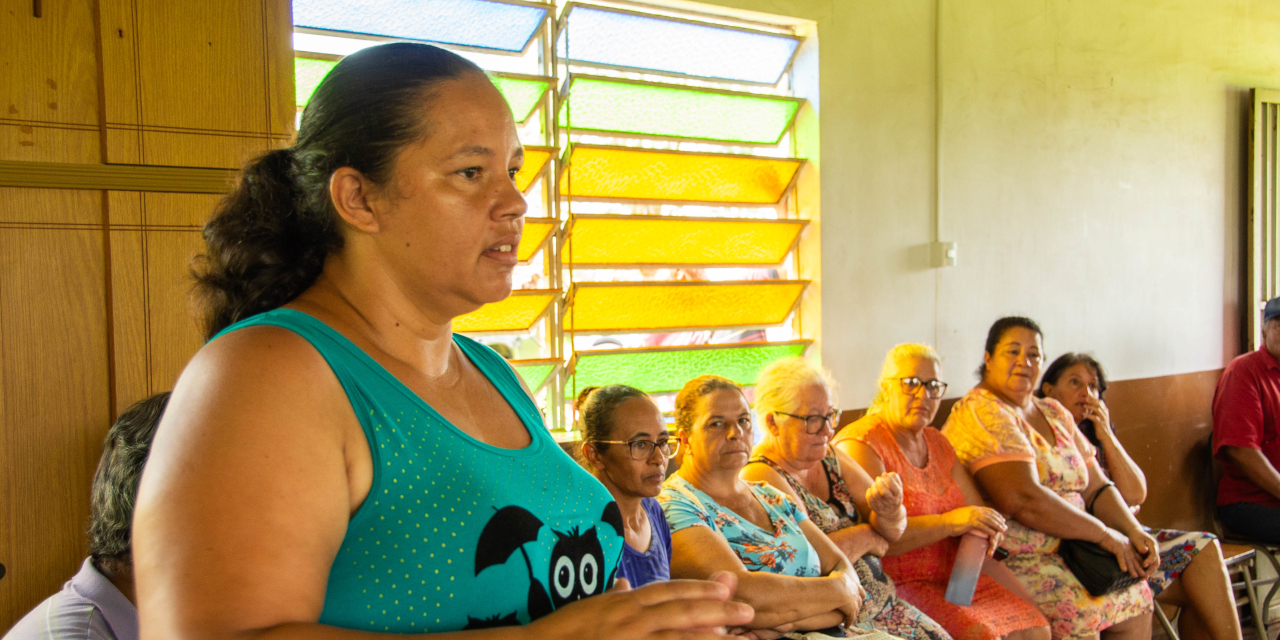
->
[295, 59, 548, 123]
[559, 77, 800, 144]
[491, 75, 549, 123]
[569, 341, 809, 395]
[296, 57, 337, 107]
[512, 362, 556, 392]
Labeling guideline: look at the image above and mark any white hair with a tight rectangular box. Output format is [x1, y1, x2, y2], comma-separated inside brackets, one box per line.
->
[867, 343, 942, 415]
[753, 357, 838, 420]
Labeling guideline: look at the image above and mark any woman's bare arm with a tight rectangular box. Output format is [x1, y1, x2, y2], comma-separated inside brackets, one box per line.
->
[669, 525, 856, 630]
[832, 448, 906, 542]
[973, 460, 1109, 542]
[1091, 426, 1147, 506]
[134, 328, 751, 640]
[741, 462, 888, 561]
[843, 439, 1004, 557]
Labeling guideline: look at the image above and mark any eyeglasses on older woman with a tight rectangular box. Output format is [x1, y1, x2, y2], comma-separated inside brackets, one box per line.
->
[773, 409, 842, 435]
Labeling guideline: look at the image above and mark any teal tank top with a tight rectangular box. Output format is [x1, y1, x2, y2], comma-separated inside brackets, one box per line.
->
[214, 309, 623, 633]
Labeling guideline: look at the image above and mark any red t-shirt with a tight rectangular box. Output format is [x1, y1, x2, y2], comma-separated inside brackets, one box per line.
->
[1213, 346, 1280, 507]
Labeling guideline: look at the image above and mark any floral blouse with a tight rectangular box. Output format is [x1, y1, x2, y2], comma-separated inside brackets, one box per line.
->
[658, 475, 821, 577]
[942, 388, 1095, 555]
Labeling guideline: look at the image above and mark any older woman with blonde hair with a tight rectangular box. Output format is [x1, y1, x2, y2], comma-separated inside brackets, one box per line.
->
[742, 358, 951, 640]
[833, 344, 1049, 640]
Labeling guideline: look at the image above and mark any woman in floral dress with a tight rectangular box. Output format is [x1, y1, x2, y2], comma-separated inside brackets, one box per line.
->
[1039, 353, 1239, 640]
[942, 317, 1156, 640]
[660, 375, 865, 638]
[743, 357, 954, 640]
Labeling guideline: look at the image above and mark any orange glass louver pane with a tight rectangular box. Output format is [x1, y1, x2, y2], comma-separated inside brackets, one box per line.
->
[518, 218, 556, 263]
[453, 290, 556, 334]
[566, 215, 805, 266]
[565, 281, 807, 333]
[515, 146, 553, 193]
[561, 145, 802, 204]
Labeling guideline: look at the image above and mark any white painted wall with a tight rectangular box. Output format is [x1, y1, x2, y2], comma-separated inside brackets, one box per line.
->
[666, 0, 1280, 406]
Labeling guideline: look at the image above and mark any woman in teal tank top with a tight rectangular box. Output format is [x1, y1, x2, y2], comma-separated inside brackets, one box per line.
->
[131, 43, 751, 640]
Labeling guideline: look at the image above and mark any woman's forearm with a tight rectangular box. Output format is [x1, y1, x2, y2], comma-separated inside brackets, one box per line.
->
[148, 622, 529, 640]
[733, 572, 854, 629]
[787, 610, 845, 632]
[885, 514, 957, 557]
[1095, 429, 1147, 506]
[1089, 483, 1146, 536]
[827, 523, 888, 560]
[1004, 485, 1107, 542]
[868, 506, 907, 542]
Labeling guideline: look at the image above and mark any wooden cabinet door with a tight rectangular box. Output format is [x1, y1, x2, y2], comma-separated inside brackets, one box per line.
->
[0, 0, 101, 163]
[109, 192, 218, 410]
[99, 0, 294, 167]
[0, 189, 110, 629]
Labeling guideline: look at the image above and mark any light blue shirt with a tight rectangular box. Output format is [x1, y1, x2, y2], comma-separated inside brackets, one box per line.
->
[4, 558, 137, 640]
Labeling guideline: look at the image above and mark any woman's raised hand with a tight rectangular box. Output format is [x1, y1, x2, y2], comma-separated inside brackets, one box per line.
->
[528, 571, 754, 639]
[866, 471, 904, 515]
[1082, 397, 1111, 432]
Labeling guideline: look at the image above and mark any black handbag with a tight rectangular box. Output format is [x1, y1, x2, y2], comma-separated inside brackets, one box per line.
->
[1057, 538, 1142, 597]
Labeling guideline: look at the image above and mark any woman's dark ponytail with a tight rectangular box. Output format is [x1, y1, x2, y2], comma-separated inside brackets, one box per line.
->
[194, 43, 483, 338]
[195, 147, 341, 338]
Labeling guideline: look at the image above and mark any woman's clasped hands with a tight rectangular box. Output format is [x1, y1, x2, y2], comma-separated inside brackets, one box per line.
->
[526, 571, 755, 640]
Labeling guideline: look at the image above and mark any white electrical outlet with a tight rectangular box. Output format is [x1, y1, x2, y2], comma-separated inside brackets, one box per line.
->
[930, 241, 958, 268]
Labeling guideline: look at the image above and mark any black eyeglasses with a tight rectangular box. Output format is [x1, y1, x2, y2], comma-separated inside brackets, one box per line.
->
[774, 410, 841, 435]
[897, 376, 948, 399]
[592, 438, 680, 460]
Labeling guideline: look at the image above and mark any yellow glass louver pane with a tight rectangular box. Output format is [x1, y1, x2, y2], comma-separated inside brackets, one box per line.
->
[565, 281, 807, 333]
[453, 290, 556, 334]
[519, 218, 556, 263]
[515, 147, 553, 193]
[561, 145, 802, 204]
[566, 215, 805, 266]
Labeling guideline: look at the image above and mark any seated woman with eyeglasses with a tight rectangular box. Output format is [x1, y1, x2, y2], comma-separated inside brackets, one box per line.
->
[743, 357, 951, 640]
[661, 374, 866, 638]
[833, 344, 1049, 640]
[577, 386, 677, 588]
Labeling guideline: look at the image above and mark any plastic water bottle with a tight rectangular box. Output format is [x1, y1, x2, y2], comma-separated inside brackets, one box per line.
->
[944, 531, 988, 606]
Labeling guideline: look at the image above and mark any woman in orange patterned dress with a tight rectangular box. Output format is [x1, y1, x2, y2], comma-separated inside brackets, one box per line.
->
[834, 344, 1049, 640]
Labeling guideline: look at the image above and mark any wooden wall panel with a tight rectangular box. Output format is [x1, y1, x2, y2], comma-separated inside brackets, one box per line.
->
[108, 192, 216, 411]
[98, 0, 293, 168]
[0, 187, 101, 225]
[144, 230, 205, 393]
[142, 192, 220, 227]
[109, 228, 149, 413]
[0, 220, 110, 630]
[1106, 369, 1223, 532]
[0, 0, 101, 128]
[0, 123, 100, 164]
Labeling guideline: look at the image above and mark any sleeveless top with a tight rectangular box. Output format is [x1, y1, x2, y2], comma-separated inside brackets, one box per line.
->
[748, 447, 860, 533]
[845, 414, 968, 583]
[213, 309, 623, 633]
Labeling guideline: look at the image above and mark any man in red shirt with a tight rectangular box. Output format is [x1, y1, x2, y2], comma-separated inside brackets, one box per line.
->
[1213, 297, 1280, 543]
